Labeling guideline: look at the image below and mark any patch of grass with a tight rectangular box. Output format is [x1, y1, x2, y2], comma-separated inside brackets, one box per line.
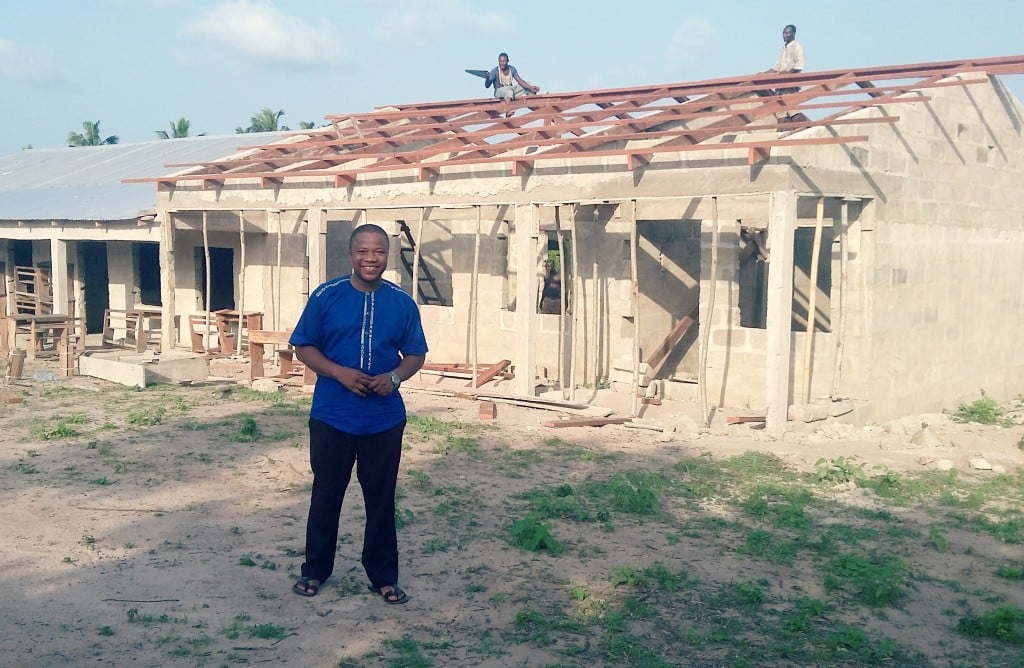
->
[739, 528, 799, 565]
[13, 461, 38, 474]
[97, 625, 114, 636]
[89, 477, 113, 486]
[956, 606, 1024, 645]
[225, 415, 261, 442]
[817, 624, 898, 664]
[433, 434, 480, 457]
[996, 565, 1024, 581]
[508, 514, 565, 554]
[824, 551, 911, 606]
[127, 406, 166, 426]
[220, 612, 287, 641]
[379, 635, 436, 667]
[951, 392, 1009, 426]
[813, 456, 866, 485]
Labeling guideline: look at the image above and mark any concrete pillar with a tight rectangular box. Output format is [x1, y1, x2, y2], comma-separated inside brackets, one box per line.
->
[159, 211, 177, 352]
[512, 204, 539, 396]
[49, 237, 69, 315]
[306, 209, 327, 298]
[765, 191, 797, 438]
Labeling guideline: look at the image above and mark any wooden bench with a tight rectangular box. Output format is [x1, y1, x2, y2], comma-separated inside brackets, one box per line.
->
[248, 329, 314, 385]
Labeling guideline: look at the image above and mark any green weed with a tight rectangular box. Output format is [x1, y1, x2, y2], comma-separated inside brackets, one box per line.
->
[508, 514, 565, 554]
[824, 551, 911, 606]
[127, 406, 166, 426]
[225, 415, 261, 442]
[956, 606, 1024, 645]
[951, 393, 1009, 426]
[814, 457, 865, 484]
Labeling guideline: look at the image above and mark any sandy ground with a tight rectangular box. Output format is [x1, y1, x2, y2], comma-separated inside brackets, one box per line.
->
[1, 356, 1022, 667]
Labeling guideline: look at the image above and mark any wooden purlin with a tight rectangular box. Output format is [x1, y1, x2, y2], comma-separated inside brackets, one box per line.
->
[126, 54, 1024, 186]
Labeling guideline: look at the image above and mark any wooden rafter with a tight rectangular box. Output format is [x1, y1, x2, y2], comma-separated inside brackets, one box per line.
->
[126, 54, 1024, 187]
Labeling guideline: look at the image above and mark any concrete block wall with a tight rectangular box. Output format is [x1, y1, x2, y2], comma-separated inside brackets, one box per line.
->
[794, 78, 1024, 421]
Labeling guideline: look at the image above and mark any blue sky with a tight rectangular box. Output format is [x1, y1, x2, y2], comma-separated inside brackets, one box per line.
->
[3, 0, 1024, 155]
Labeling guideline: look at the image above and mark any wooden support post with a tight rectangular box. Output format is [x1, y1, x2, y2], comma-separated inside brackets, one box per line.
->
[555, 206, 567, 397]
[833, 198, 851, 398]
[273, 209, 283, 331]
[470, 206, 481, 388]
[237, 211, 246, 356]
[201, 211, 212, 353]
[512, 204, 538, 396]
[765, 191, 797, 438]
[159, 211, 177, 352]
[699, 197, 720, 427]
[801, 197, 825, 403]
[628, 200, 640, 417]
[569, 205, 580, 402]
[412, 208, 424, 305]
[589, 206, 600, 391]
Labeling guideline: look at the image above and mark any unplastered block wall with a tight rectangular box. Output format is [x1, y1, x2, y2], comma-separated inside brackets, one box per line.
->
[824, 78, 1024, 421]
[701, 218, 843, 411]
[635, 220, 702, 376]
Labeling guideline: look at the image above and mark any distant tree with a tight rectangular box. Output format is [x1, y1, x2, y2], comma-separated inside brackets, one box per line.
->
[156, 117, 202, 139]
[67, 120, 119, 147]
[298, 121, 316, 129]
[21, 144, 33, 150]
[236, 108, 289, 133]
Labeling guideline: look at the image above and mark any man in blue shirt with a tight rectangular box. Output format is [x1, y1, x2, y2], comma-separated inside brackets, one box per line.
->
[290, 223, 427, 604]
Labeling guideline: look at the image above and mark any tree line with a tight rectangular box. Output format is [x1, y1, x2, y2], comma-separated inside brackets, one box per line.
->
[63, 108, 322, 147]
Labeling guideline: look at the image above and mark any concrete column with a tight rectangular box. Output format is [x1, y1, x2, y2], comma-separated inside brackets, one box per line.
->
[512, 204, 539, 396]
[49, 237, 69, 315]
[159, 211, 177, 352]
[765, 191, 797, 438]
[306, 209, 327, 297]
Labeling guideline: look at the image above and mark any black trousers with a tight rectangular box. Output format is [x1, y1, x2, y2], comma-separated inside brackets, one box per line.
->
[300, 417, 405, 588]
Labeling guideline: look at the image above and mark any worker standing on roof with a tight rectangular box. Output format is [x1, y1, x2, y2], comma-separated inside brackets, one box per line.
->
[485, 52, 540, 101]
[768, 24, 804, 95]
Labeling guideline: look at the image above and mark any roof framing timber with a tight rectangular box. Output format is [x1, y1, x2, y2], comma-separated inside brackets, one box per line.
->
[128, 54, 1024, 188]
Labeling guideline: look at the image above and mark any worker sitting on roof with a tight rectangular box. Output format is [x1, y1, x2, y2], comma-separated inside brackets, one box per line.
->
[767, 24, 804, 95]
[485, 52, 540, 101]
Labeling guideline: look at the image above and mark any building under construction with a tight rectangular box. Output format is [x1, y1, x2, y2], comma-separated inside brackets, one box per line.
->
[3, 55, 1024, 433]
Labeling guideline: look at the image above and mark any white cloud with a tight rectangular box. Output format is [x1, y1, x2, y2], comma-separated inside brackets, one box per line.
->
[0, 38, 65, 84]
[182, 0, 346, 68]
[374, 0, 505, 45]
[667, 19, 713, 68]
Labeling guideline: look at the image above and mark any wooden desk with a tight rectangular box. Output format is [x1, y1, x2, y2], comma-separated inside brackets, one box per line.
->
[214, 310, 263, 356]
[102, 308, 162, 352]
[11, 315, 82, 361]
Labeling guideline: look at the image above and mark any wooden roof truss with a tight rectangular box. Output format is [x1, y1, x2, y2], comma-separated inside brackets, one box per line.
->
[135, 55, 1024, 189]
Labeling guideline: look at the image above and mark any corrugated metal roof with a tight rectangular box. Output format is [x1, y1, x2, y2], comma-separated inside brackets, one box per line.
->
[0, 132, 287, 222]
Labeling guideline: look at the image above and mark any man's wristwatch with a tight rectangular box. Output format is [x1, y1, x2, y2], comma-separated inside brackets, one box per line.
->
[389, 372, 401, 389]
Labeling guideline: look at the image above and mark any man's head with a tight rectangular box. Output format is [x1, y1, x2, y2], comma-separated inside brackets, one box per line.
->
[349, 224, 390, 289]
[498, 52, 509, 70]
[783, 25, 796, 43]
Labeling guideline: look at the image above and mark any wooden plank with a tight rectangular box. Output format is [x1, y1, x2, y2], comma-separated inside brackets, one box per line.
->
[466, 359, 511, 387]
[543, 417, 631, 428]
[727, 415, 766, 424]
[645, 308, 698, 373]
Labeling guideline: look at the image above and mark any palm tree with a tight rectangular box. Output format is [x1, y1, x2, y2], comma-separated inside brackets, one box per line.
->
[67, 121, 119, 147]
[236, 108, 290, 133]
[298, 121, 317, 130]
[155, 117, 200, 139]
